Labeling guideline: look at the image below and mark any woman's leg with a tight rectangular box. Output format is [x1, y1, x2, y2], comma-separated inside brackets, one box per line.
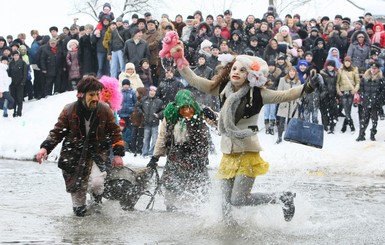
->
[230, 175, 274, 206]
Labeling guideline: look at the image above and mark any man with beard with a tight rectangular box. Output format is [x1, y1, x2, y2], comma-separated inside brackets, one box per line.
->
[36, 75, 125, 217]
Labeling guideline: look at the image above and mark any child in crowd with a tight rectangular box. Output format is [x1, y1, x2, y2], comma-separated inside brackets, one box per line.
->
[66, 40, 81, 90]
[118, 79, 137, 150]
[96, 2, 115, 31]
[137, 59, 152, 90]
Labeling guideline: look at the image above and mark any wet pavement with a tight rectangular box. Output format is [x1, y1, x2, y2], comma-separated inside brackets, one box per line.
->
[1, 159, 385, 244]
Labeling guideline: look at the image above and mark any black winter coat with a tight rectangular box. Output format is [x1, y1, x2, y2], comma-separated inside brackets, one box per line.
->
[39, 44, 64, 77]
[8, 59, 28, 86]
[137, 96, 164, 127]
[79, 34, 98, 76]
[123, 39, 150, 70]
[359, 71, 385, 109]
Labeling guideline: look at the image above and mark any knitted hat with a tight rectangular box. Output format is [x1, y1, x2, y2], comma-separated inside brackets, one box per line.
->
[279, 25, 289, 33]
[298, 59, 308, 67]
[116, 17, 123, 22]
[103, 3, 111, 10]
[326, 60, 336, 68]
[164, 89, 201, 124]
[132, 14, 139, 19]
[122, 79, 131, 86]
[1, 56, 9, 62]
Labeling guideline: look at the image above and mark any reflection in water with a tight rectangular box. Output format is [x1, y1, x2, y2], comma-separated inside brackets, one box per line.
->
[1, 159, 385, 244]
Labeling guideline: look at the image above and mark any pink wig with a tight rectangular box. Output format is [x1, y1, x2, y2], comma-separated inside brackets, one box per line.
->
[99, 75, 122, 111]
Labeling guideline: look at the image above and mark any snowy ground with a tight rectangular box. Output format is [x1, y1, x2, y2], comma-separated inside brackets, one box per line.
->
[1, 91, 385, 177]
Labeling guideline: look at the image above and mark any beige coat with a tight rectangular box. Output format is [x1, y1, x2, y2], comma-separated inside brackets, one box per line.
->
[336, 67, 360, 95]
[276, 77, 301, 118]
[118, 63, 144, 90]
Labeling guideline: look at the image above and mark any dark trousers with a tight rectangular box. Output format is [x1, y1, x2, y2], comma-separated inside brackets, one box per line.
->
[33, 69, 43, 99]
[131, 126, 144, 154]
[45, 75, 61, 96]
[10, 84, 24, 115]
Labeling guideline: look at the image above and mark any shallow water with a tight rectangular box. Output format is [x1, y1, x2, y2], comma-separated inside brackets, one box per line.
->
[1, 159, 385, 244]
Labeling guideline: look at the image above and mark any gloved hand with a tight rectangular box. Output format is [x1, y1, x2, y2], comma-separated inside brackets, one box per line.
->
[202, 107, 216, 120]
[304, 73, 320, 94]
[147, 156, 159, 170]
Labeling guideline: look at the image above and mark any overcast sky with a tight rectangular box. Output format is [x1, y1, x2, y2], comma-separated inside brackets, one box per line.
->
[2, 0, 383, 46]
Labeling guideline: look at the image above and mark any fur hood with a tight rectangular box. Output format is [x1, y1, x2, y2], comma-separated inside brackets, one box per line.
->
[362, 68, 383, 80]
[351, 30, 371, 45]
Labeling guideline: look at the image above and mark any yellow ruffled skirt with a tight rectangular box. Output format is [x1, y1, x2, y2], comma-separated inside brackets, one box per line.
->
[216, 152, 269, 179]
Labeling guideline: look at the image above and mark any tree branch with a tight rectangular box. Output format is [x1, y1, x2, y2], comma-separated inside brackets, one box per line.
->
[345, 0, 365, 11]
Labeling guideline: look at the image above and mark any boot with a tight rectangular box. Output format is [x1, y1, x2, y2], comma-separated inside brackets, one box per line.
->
[341, 118, 348, 133]
[73, 205, 87, 217]
[328, 124, 334, 134]
[355, 131, 365, 141]
[269, 120, 275, 135]
[370, 128, 377, 141]
[348, 119, 355, 133]
[264, 119, 270, 134]
[280, 192, 296, 222]
[89, 194, 103, 214]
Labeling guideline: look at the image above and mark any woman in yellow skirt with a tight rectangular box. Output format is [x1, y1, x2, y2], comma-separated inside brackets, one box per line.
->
[164, 37, 319, 225]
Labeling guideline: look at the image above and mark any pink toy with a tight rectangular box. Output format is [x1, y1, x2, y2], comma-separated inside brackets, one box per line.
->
[159, 31, 179, 59]
[99, 75, 122, 111]
[159, 31, 189, 70]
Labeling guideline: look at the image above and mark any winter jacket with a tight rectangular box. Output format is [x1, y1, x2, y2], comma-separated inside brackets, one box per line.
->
[359, 69, 385, 109]
[319, 69, 337, 100]
[276, 77, 301, 118]
[8, 59, 28, 86]
[91, 25, 109, 53]
[40, 100, 124, 192]
[143, 29, 162, 66]
[336, 67, 360, 94]
[347, 31, 371, 70]
[137, 95, 163, 127]
[311, 37, 328, 72]
[66, 50, 81, 80]
[39, 44, 64, 77]
[118, 68, 144, 90]
[78, 33, 98, 75]
[123, 39, 151, 70]
[118, 88, 136, 118]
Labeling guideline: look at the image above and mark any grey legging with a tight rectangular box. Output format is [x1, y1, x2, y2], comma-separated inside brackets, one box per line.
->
[221, 175, 275, 217]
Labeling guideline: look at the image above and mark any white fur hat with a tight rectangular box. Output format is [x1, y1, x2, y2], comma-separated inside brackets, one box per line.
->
[67, 39, 79, 51]
[279, 25, 290, 33]
[235, 55, 268, 76]
[200, 39, 212, 49]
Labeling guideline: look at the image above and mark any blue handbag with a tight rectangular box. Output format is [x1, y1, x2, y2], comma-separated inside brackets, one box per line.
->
[284, 104, 324, 149]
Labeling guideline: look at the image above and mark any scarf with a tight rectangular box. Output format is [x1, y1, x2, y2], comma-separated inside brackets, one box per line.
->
[51, 46, 57, 54]
[218, 82, 255, 139]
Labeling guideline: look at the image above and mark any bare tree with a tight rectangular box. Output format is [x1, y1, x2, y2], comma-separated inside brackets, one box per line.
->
[68, 0, 152, 21]
[268, 0, 370, 15]
[268, 0, 312, 16]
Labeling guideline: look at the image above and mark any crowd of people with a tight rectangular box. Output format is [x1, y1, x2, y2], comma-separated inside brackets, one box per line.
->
[2, 3, 385, 223]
